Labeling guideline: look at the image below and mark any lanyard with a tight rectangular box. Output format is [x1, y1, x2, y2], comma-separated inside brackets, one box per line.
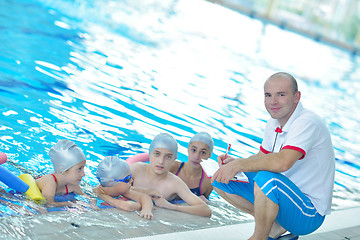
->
[272, 127, 283, 152]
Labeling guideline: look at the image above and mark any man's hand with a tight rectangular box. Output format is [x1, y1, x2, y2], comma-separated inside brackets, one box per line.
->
[217, 154, 236, 166]
[212, 156, 240, 184]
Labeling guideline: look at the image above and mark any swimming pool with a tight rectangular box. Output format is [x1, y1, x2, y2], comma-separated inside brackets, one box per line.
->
[0, 0, 359, 233]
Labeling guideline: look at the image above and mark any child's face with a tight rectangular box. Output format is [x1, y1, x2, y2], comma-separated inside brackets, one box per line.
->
[63, 160, 86, 185]
[105, 177, 132, 197]
[150, 148, 175, 174]
[188, 141, 211, 167]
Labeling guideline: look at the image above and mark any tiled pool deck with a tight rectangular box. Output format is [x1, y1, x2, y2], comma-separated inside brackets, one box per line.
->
[1, 205, 359, 239]
[125, 206, 360, 240]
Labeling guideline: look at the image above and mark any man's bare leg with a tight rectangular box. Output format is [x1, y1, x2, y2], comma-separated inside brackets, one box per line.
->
[213, 187, 254, 215]
[249, 183, 283, 240]
[214, 186, 286, 239]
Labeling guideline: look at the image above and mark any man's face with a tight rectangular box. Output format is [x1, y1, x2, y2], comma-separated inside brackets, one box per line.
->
[264, 76, 300, 126]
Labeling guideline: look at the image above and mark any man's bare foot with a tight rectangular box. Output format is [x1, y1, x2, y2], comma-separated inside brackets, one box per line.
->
[269, 220, 286, 239]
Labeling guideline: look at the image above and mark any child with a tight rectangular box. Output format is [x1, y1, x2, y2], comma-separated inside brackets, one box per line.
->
[170, 132, 214, 201]
[130, 133, 211, 217]
[93, 156, 153, 220]
[36, 139, 98, 209]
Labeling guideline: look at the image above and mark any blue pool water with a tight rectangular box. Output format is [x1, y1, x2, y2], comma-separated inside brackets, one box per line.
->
[1, 0, 360, 219]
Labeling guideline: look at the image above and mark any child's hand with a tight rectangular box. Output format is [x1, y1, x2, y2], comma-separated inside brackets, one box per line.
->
[46, 200, 76, 208]
[152, 196, 172, 209]
[138, 209, 153, 220]
[25, 200, 48, 214]
[89, 198, 100, 210]
[199, 195, 209, 203]
[73, 200, 100, 211]
[71, 200, 89, 211]
[36, 206, 48, 214]
[90, 204, 100, 210]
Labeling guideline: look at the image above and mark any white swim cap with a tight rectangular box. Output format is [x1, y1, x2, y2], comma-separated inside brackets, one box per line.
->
[189, 132, 214, 154]
[149, 133, 178, 158]
[96, 156, 130, 187]
[49, 140, 86, 173]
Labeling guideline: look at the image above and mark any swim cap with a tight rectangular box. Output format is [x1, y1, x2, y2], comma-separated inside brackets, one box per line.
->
[149, 133, 178, 158]
[189, 132, 214, 154]
[96, 156, 130, 187]
[49, 140, 86, 173]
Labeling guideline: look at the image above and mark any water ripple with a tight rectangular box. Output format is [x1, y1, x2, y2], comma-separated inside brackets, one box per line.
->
[1, 0, 360, 226]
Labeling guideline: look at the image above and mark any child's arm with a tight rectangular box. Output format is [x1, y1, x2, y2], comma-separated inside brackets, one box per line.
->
[93, 187, 141, 212]
[153, 178, 211, 217]
[36, 176, 75, 207]
[125, 190, 154, 220]
[102, 194, 141, 211]
[71, 185, 99, 210]
[201, 180, 214, 201]
[153, 193, 211, 217]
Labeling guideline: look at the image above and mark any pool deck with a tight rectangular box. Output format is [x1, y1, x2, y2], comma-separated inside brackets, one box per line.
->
[1, 205, 359, 239]
[124, 206, 360, 240]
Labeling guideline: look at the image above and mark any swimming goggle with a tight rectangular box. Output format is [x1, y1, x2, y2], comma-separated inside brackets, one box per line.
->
[97, 174, 132, 185]
[114, 174, 132, 183]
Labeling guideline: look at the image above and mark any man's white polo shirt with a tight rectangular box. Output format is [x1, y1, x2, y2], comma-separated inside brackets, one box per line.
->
[261, 102, 335, 216]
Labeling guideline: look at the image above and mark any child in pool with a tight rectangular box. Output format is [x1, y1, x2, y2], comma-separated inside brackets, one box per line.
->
[130, 133, 211, 217]
[36, 140, 98, 209]
[169, 132, 214, 201]
[93, 156, 153, 220]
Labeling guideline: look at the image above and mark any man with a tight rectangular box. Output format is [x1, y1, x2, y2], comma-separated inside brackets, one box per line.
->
[131, 133, 212, 217]
[212, 72, 335, 240]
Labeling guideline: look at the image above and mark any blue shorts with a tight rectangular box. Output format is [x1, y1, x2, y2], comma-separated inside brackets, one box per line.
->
[212, 171, 325, 236]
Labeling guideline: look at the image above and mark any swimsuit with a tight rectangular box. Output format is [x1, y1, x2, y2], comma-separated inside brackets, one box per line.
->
[50, 174, 69, 195]
[37, 174, 69, 195]
[175, 162, 204, 196]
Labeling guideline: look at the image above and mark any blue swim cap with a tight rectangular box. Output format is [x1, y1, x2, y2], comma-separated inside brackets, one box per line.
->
[189, 132, 214, 154]
[149, 133, 178, 158]
[96, 156, 130, 187]
[49, 140, 86, 173]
